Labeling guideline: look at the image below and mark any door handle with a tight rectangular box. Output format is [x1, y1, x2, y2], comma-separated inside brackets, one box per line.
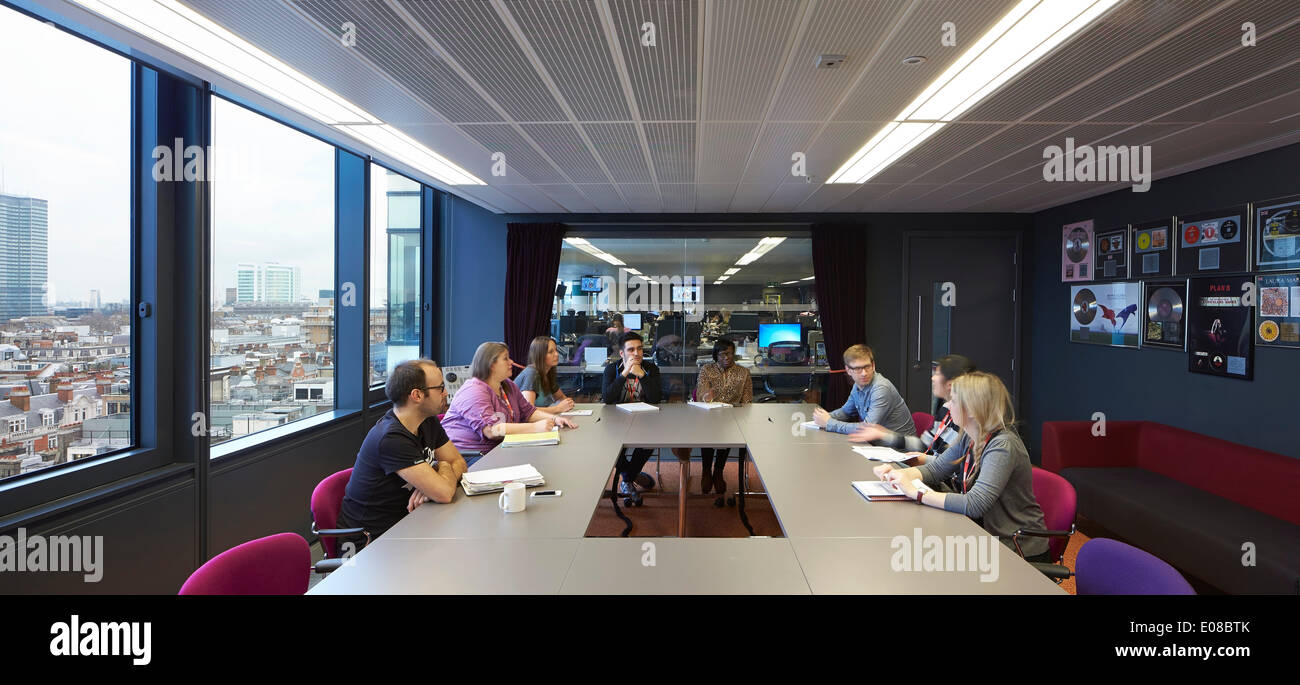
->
[912, 295, 924, 370]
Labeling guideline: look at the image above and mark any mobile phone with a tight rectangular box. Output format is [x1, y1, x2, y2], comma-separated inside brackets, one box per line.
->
[530, 490, 562, 497]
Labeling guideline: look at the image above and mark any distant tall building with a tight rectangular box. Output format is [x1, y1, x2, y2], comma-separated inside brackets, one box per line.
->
[89, 289, 101, 309]
[224, 288, 237, 305]
[0, 193, 50, 321]
[235, 262, 301, 303]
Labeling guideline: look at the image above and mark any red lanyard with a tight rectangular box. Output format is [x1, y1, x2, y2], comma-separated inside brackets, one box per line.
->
[626, 374, 640, 398]
[960, 431, 999, 493]
[926, 413, 953, 455]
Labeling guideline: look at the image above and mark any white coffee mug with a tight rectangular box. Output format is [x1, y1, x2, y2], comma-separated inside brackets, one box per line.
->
[498, 482, 526, 513]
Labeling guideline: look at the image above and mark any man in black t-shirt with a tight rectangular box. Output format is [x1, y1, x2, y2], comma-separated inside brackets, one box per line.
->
[338, 359, 468, 545]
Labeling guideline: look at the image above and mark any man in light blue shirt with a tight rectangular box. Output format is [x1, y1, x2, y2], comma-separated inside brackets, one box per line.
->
[813, 344, 916, 436]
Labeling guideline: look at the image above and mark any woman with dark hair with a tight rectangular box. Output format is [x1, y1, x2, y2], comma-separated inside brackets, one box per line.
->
[441, 342, 577, 454]
[672, 338, 753, 499]
[849, 353, 976, 463]
[515, 336, 576, 412]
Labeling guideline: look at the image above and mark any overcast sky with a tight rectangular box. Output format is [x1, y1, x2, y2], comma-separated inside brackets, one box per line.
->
[1, 6, 340, 307]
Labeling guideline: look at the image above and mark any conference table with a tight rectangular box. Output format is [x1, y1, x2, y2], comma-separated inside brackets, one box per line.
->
[309, 403, 1064, 594]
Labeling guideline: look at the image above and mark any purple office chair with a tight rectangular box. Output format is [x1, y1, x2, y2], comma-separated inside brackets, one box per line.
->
[1076, 538, 1196, 595]
[179, 532, 309, 595]
[911, 412, 934, 437]
[1013, 467, 1078, 582]
[310, 468, 368, 573]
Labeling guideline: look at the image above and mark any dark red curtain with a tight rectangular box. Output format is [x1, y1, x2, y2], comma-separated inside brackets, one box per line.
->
[505, 222, 565, 373]
[811, 223, 868, 410]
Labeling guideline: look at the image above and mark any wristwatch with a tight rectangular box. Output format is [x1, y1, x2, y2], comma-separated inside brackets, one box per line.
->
[914, 489, 925, 505]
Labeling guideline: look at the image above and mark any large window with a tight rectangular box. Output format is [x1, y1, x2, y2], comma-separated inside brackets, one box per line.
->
[369, 165, 422, 388]
[554, 235, 820, 403]
[0, 6, 132, 481]
[209, 97, 335, 446]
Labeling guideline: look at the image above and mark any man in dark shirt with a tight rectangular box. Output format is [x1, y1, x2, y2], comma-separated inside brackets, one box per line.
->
[602, 332, 661, 501]
[338, 359, 468, 544]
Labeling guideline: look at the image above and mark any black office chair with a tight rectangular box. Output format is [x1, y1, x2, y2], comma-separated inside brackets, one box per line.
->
[755, 341, 813, 402]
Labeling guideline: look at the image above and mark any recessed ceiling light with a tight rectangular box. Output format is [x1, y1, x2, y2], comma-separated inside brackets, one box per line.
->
[735, 237, 787, 266]
[901, 55, 927, 65]
[828, 0, 1119, 184]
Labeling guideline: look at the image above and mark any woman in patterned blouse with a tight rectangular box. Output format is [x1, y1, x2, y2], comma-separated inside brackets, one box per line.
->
[693, 337, 752, 498]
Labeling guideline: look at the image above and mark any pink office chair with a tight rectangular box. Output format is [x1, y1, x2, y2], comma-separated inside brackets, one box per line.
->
[310, 468, 368, 573]
[179, 532, 309, 595]
[1013, 467, 1078, 582]
[911, 412, 934, 437]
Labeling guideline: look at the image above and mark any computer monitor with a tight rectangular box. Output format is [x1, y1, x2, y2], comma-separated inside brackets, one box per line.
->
[729, 312, 759, 332]
[759, 323, 802, 349]
[623, 312, 642, 330]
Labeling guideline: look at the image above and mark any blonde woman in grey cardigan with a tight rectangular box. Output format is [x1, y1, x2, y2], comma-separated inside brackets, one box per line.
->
[873, 371, 1052, 562]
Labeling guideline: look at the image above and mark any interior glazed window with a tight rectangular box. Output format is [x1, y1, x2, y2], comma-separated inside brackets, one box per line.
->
[369, 165, 422, 388]
[209, 96, 336, 448]
[0, 6, 132, 482]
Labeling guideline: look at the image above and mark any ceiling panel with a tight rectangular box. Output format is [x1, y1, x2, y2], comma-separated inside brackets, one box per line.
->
[703, 0, 805, 122]
[460, 124, 567, 183]
[156, 0, 1300, 215]
[766, 0, 906, 122]
[645, 122, 695, 183]
[290, 0, 505, 123]
[616, 183, 662, 211]
[395, 0, 567, 122]
[585, 123, 653, 182]
[738, 122, 819, 185]
[520, 123, 611, 183]
[506, 0, 633, 121]
[697, 123, 762, 183]
[607, 0, 698, 121]
[831, 0, 1018, 123]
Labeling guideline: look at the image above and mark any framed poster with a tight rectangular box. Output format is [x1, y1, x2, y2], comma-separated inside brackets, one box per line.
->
[1177, 205, 1249, 275]
[1188, 275, 1254, 380]
[1061, 220, 1094, 282]
[1093, 225, 1130, 281]
[1070, 281, 1141, 349]
[1132, 218, 1173, 277]
[1254, 194, 1300, 272]
[1142, 280, 1187, 350]
[1256, 272, 1300, 348]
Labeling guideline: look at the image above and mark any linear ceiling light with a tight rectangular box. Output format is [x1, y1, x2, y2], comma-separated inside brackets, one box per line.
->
[723, 268, 740, 276]
[735, 237, 787, 266]
[828, 0, 1119, 184]
[69, 0, 485, 186]
[563, 238, 625, 266]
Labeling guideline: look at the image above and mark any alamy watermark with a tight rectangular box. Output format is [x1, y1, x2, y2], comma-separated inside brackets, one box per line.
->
[592, 269, 704, 313]
[1042, 137, 1152, 192]
[890, 527, 1001, 582]
[0, 528, 103, 582]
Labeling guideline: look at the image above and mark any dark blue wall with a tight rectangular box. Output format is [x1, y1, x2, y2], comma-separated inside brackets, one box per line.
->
[1025, 142, 1300, 459]
[439, 195, 509, 365]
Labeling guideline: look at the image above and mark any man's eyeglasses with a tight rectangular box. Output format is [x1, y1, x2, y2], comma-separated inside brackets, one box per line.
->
[421, 384, 446, 393]
[846, 362, 874, 372]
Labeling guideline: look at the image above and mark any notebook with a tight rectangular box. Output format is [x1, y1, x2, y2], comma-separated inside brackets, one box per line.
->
[499, 430, 559, 448]
[560, 409, 593, 416]
[461, 463, 545, 495]
[617, 402, 659, 413]
[688, 401, 732, 410]
[851, 445, 908, 462]
[851, 480, 910, 502]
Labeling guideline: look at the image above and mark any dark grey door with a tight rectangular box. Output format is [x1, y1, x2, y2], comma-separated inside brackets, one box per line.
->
[902, 233, 1021, 416]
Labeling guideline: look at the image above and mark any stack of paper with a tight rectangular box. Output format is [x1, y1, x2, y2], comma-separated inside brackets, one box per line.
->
[688, 401, 732, 410]
[851, 480, 909, 502]
[461, 463, 545, 496]
[851, 445, 908, 462]
[617, 402, 659, 413]
[500, 430, 559, 448]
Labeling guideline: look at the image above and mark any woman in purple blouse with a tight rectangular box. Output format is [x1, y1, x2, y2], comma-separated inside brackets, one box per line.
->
[441, 341, 577, 453]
